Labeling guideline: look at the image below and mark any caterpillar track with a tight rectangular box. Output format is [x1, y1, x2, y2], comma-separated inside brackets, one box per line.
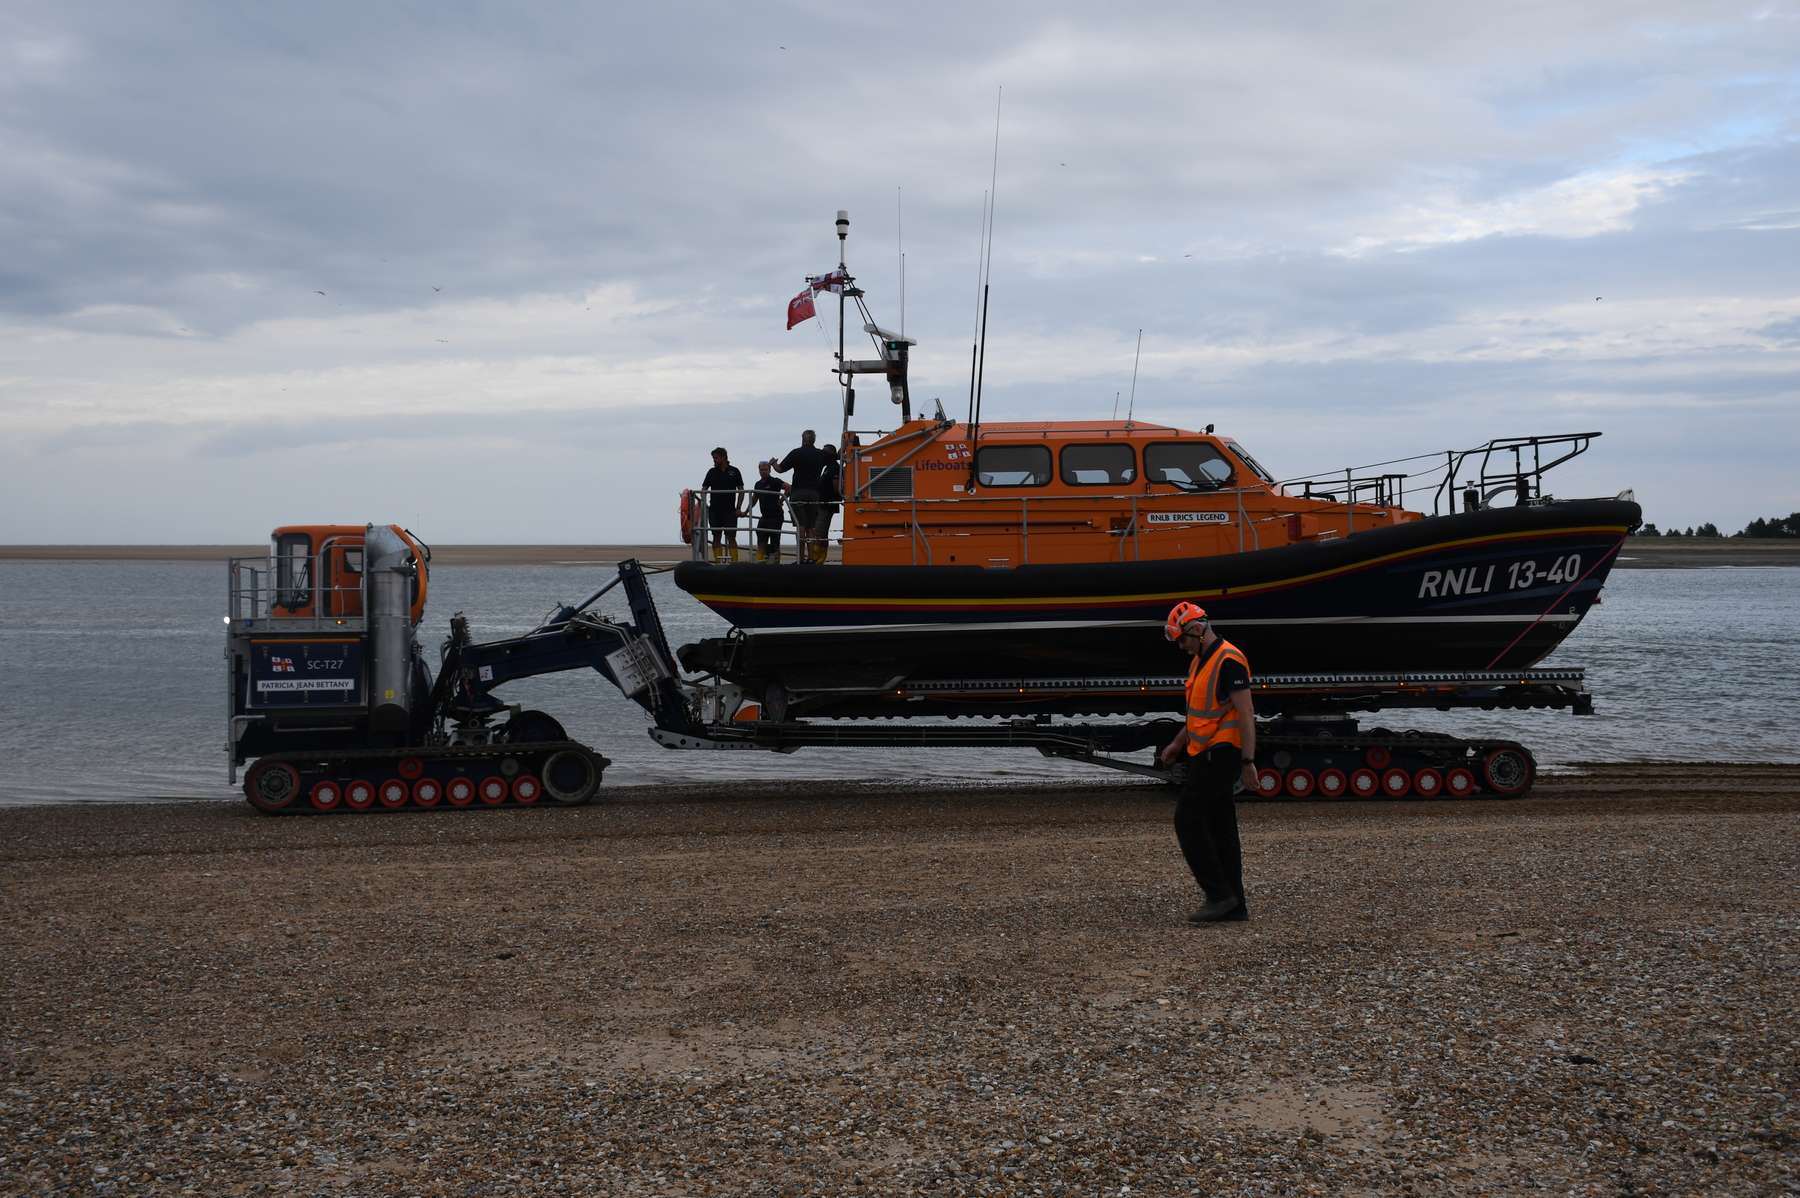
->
[241, 741, 610, 814]
[1250, 730, 1535, 799]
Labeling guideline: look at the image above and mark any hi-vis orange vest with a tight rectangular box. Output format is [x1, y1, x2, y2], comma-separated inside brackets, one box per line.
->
[1185, 638, 1250, 755]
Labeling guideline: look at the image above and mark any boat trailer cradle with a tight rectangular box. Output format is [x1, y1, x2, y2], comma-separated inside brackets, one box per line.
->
[652, 666, 1587, 796]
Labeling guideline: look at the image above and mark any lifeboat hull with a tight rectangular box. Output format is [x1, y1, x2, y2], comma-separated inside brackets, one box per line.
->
[673, 500, 1638, 702]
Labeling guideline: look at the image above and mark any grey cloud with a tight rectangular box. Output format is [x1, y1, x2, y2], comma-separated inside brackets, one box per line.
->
[1, 1, 1797, 539]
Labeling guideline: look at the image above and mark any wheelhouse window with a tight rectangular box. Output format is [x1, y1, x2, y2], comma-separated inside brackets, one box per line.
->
[1059, 443, 1137, 486]
[274, 533, 313, 610]
[1224, 441, 1274, 483]
[1145, 442, 1234, 488]
[976, 444, 1052, 487]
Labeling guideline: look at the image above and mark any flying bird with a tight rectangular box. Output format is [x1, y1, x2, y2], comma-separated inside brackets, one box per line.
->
[437, 339, 448, 343]
[315, 290, 325, 295]
[1595, 296, 1602, 301]
[432, 286, 441, 292]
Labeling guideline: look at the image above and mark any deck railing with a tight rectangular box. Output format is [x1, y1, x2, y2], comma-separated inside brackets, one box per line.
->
[690, 483, 1342, 564]
[226, 554, 368, 630]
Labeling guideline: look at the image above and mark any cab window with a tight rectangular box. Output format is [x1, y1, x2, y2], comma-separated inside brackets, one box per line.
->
[274, 533, 313, 609]
[976, 445, 1052, 487]
[1145, 442, 1234, 487]
[1060, 443, 1136, 485]
[1224, 441, 1274, 482]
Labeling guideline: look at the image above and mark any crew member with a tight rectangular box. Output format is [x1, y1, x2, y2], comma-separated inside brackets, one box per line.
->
[749, 459, 789, 563]
[774, 429, 827, 564]
[812, 444, 842, 564]
[702, 447, 745, 563]
[1158, 602, 1258, 923]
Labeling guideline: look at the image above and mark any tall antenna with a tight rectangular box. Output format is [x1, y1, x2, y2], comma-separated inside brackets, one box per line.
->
[896, 186, 905, 340]
[1112, 390, 1121, 420]
[1125, 329, 1143, 426]
[968, 86, 1002, 486]
[966, 189, 987, 423]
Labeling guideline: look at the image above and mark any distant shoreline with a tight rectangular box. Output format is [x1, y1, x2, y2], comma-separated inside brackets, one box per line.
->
[0, 544, 693, 566]
[1, 538, 1795, 567]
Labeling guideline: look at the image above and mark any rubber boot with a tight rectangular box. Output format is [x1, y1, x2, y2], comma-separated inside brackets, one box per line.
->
[813, 542, 828, 565]
[754, 551, 767, 563]
[711, 546, 725, 563]
[729, 546, 740, 563]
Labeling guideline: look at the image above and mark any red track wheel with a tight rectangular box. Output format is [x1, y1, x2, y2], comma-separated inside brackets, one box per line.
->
[1349, 768, 1379, 797]
[1413, 767, 1444, 797]
[1254, 767, 1283, 797]
[477, 776, 510, 805]
[344, 779, 377, 810]
[1284, 769, 1315, 798]
[1365, 747, 1391, 769]
[412, 777, 443, 807]
[1317, 768, 1348, 798]
[377, 778, 410, 808]
[511, 775, 542, 803]
[445, 776, 476, 806]
[1482, 748, 1535, 796]
[244, 761, 302, 810]
[306, 778, 341, 811]
[1380, 767, 1413, 797]
[398, 756, 425, 780]
[1445, 767, 1477, 797]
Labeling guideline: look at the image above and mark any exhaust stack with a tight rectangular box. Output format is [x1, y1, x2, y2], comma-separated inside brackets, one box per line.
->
[364, 523, 415, 732]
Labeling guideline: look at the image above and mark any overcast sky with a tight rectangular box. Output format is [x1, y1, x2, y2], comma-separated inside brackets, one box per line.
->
[2, 1, 1795, 543]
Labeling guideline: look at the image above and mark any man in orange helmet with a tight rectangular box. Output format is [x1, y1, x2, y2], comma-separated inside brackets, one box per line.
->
[1159, 602, 1259, 923]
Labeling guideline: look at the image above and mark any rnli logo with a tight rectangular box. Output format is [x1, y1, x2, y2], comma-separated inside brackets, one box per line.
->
[270, 656, 296, 672]
[1146, 511, 1230, 524]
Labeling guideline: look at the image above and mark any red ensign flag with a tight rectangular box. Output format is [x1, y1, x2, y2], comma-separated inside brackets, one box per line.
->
[786, 288, 816, 330]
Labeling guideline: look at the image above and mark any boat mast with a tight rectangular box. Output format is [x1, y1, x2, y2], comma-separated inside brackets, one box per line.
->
[836, 210, 850, 449]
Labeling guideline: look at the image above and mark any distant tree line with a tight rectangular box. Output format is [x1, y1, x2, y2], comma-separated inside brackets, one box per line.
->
[1634, 513, 1800, 538]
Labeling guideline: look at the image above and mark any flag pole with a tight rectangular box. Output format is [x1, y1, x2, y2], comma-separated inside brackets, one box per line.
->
[836, 210, 849, 449]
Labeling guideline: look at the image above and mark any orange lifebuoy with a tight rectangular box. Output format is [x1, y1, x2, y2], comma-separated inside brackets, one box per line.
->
[679, 489, 698, 541]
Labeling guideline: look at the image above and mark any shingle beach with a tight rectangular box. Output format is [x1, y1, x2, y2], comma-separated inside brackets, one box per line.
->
[3, 763, 1795, 1196]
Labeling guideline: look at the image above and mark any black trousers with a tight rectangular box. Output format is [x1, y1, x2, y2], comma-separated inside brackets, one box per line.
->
[1174, 745, 1246, 911]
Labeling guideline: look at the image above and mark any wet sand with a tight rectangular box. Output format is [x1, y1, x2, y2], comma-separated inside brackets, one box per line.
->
[3, 763, 1796, 1196]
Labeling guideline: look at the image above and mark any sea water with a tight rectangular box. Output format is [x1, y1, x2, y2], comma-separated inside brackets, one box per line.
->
[0, 560, 1794, 804]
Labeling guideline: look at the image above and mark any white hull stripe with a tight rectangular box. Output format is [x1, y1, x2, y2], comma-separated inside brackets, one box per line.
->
[747, 614, 1583, 637]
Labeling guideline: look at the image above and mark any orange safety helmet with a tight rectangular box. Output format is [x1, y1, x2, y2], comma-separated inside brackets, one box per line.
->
[1164, 601, 1209, 641]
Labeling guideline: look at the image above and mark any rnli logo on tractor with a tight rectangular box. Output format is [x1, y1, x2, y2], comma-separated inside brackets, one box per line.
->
[271, 656, 296, 672]
[1146, 512, 1231, 524]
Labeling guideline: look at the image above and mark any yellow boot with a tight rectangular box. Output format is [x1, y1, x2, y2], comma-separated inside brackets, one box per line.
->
[728, 546, 740, 563]
[711, 545, 725, 563]
[754, 551, 768, 563]
[812, 541, 828, 565]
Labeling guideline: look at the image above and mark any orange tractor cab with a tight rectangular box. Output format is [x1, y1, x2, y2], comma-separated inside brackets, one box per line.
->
[266, 525, 430, 624]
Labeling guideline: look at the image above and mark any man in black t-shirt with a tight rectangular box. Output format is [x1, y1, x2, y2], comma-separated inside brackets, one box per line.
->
[808, 445, 842, 564]
[750, 459, 789, 563]
[775, 429, 827, 564]
[701, 447, 745, 563]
